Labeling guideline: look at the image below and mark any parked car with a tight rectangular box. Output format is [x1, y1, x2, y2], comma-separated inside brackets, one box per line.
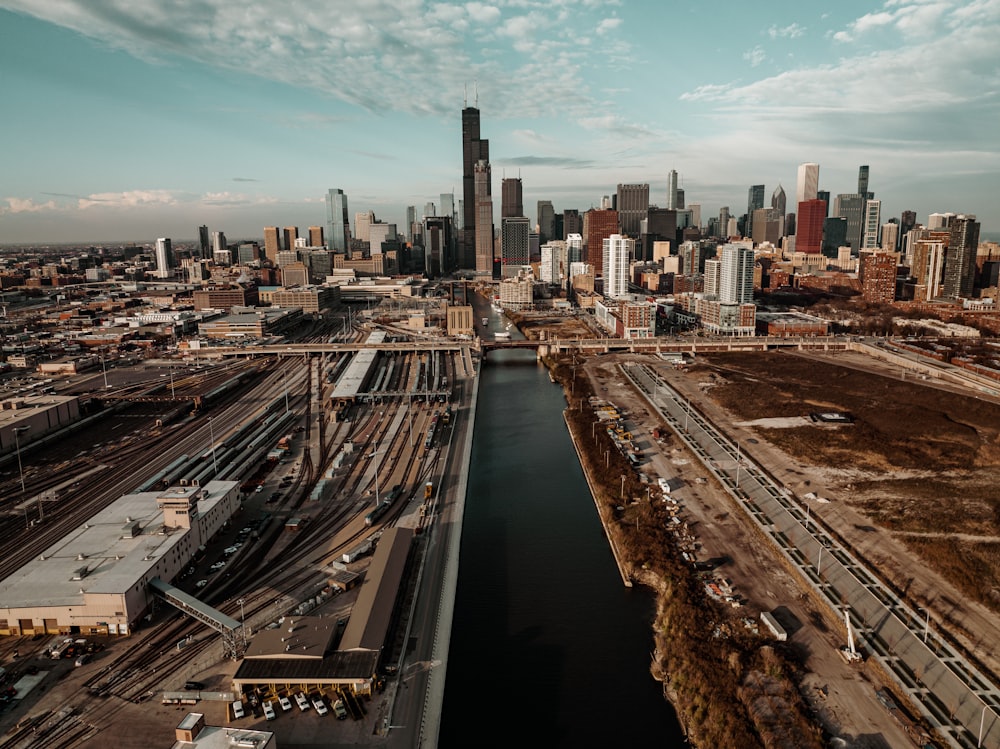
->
[263, 700, 276, 720]
[312, 695, 328, 716]
[196, 579, 208, 588]
[232, 700, 245, 719]
[279, 695, 293, 712]
[74, 653, 92, 667]
[294, 692, 310, 711]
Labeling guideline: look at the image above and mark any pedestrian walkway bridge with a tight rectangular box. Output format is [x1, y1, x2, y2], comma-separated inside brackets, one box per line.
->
[148, 578, 247, 659]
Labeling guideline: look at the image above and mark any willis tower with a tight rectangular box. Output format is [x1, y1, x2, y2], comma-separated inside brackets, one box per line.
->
[462, 100, 489, 270]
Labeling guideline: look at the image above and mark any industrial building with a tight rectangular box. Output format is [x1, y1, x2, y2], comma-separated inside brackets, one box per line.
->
[0, 481, 240, 637]
[230, 526, 414, 698]
[1, 395, 82, 456]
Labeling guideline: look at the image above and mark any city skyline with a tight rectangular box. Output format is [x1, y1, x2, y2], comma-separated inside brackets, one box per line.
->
[1, 0, 998, 244]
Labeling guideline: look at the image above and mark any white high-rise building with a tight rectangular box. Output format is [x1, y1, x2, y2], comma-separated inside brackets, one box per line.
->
[666, 169, 678, 210]
[155, 237, 174, 279]
[880, 222, 899, 253]
[704, 259, 721, 297]
[862, 199, 882, 249]
[566, 233, 583, 264]
[796, 162, 819, 204]
[540, 241, 567, 285]
[719, 243, 755, 304]
[602, 234, 633, 299]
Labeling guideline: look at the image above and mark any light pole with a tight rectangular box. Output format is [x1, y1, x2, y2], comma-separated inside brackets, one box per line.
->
[282, 365, 289, 414]
[920, 607, 930, 644]
[101, 354, 109, 389]
[13, 425, 29, 498]
[735, 440, 741, 488]
[238, 597, 246, 639]
[980, 703, 988, 747]
[620, 474, 625, 499]
[169, 366, 175, 398]
[208, 417, 218, 476]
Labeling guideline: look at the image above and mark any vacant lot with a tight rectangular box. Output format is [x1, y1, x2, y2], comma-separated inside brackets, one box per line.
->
[688, 349, 1000, 630]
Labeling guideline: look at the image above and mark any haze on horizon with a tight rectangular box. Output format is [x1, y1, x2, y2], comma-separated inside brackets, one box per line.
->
[1, 0, 998, 245]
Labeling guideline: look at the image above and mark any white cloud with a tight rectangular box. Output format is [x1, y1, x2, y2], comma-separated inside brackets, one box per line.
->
[0, 197, 58, 215]
[596, 17, 622, 34]
[77, 190, 181, 210]
[743, 46, 766, 67]
[767, 22, 805, 39]
[466, 2, 501, 24]
[2, 0, 629, 120]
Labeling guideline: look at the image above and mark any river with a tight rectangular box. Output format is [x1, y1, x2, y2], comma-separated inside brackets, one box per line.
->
[439, 340, 686, 746]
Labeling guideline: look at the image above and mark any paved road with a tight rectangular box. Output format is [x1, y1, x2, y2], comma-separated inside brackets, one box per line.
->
[623, 362, 1000, 749]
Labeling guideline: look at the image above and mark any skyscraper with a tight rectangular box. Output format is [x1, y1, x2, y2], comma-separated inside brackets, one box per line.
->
[719, 243, 755, 305]
[563, 209, 581, 238]
[198, 225, 210, 259]
[405, 206, 416, 243]
[833, 194, 865, 252]
[858, 165, 871, 199]
[880, 222, 899, 253]
[462, 105, 490, 269]
[474, 159, 494, 274]
[325, 189, 349, 251]
[746, 185, 765, 241]
[283, 226, 299, 255]
[796, 162, 819, 204]
[771, 184, 786, 217]
[210, 231, 227, 256]
[666, 169, 679, 210]
[718, 207, 731, 239]
[942, 214, 980, 299]
[440, 193, 455, 224]
[354, 211, 375, 244]
[900, 210, 917, 240]
[616, 183, 649, 237]
[308, 226, 324, 247]
[501, 177, 523, 218]
[501, 216, 530, 275]
[263, 227, 281, 263]
[582, 209, 618, 278]
[155, 237, 174, 279]
[796, 199, 826, 253]
[602, 234, 634, 299]
[862, 199, 882, 250]
[537, 200, 555, 244]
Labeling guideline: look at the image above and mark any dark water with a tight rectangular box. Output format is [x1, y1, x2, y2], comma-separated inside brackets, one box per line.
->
[440, 348, 686, 747]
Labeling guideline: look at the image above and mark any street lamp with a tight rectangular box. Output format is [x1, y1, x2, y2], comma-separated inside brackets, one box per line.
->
[282, 365, 289, 414]
[207, 417, 218, 476]
[13, 425, 29, 497]
[919, 607, 930, 644]
[100, 354, 109, 390]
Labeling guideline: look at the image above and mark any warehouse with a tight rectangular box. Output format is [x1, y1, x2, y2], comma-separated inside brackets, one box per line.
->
[0, 481, 240, 637]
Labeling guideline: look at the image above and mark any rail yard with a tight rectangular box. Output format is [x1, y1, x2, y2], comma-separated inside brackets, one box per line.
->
[0, 308, 475, 748]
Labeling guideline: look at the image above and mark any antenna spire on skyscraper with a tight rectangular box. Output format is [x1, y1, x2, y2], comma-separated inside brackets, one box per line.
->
[475, 79, 478, 107]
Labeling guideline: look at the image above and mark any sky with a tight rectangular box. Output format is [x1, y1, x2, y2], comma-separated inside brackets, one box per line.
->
[0, 0, 998, 245]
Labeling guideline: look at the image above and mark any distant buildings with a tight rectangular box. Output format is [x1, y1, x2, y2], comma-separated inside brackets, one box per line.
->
[154, 237, 174, 279]
[796, 162, 819, 204]
[462, 105, 490, 270]
[602, 234, 634, 299]
[616, 183, 649, 238]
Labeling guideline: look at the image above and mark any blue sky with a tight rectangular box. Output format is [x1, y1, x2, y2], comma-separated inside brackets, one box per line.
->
[1, 0, 998, 245]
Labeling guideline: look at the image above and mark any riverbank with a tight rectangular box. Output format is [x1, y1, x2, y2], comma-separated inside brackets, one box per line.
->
[543, 351, 824, 749]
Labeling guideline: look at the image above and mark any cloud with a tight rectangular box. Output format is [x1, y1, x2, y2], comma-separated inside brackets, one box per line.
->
[743, 46, 766, 67]
[578, 114, 659, 140]
[493, 155, 597, 168]
[77, 189, 181, 210]
[0, 198, 58, 215]
[767, 23, 805, 39]
[2, 0, 629, 121]
[596, 17, 622, 34]
[232, 177, 259, 182]
[833, 0, 960, 42]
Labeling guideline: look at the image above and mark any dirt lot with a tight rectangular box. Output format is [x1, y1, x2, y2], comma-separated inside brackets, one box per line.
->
[578, 347, 1000, 747]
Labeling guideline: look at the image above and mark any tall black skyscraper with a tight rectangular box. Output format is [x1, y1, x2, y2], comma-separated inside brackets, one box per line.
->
[462, 105, 489, 269]
[746, 185, 765, 240]
[198, 225, 210, 259]
[858, 165, 870, 199]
